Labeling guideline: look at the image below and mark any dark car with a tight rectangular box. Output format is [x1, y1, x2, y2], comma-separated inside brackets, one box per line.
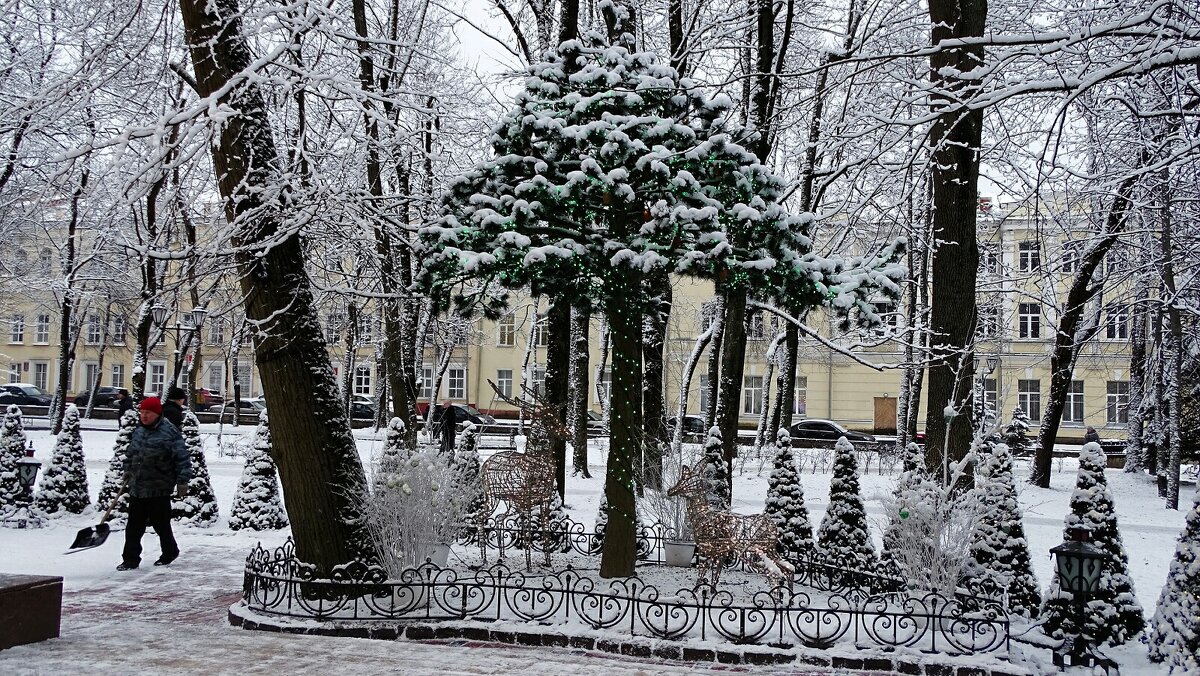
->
[0, 383, 53, 407]
[349, 401, 375, 420]
[787, 419, 876, 446]
[219, 399, 266, 419]
[430, 404, 496, 428]
[666, 414, 706, 436]
[73, 385, 121, 408]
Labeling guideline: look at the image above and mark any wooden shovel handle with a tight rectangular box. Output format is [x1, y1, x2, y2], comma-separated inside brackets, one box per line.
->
[98, 477, 129, 525]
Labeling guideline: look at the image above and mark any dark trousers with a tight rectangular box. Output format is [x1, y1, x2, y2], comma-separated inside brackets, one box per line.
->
[122, 496, 178, 566]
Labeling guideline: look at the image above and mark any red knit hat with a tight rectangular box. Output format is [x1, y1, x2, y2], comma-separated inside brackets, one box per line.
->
[139, 397, 163, 415]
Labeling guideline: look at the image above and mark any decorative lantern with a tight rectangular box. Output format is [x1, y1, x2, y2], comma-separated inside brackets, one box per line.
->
[16, 454, 41, 495]
[1049, 526, 1115, 673]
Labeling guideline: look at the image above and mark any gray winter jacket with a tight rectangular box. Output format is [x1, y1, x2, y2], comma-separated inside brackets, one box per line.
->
[123, 418, 191, 498]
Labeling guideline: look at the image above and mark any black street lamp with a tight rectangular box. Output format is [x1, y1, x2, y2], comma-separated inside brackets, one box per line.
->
[1049, 526, 1115, 673]
[152, 305, 208, 398]
[1, 442, 45, 528]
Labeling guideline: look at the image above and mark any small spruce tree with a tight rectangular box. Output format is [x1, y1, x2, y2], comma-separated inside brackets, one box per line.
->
[1042, 443, 1144, 645]
[816, 437, 877, 572]
[765, 429, 813, 564]
[968, 443, 1040, 618]
[1004, 407, 1032, 457]
[173, 411, 219, 526]
[701, 426, 730, 510]
[34, 404, 90, 514]
[228, 412, 288, 531]
[374, 417, 408, 490]
[453, 422, 486, 537]
[1147, 489, 1200, 671]
[97, 410, 138, 524]
[0, 404, 29, 510]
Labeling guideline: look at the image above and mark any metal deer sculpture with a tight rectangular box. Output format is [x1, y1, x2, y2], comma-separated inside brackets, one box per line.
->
[668, 464, 795, 588]
[479, 379, 570, 569]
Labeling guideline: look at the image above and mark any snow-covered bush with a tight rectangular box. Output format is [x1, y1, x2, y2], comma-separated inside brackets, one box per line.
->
[1147, 489, 1200, 671]
[1004, 407, 1032, 457]
[879, 468, 977, 597]
[1041, 443, 1143, 646]
[879, 442, 926, 578]
[361, 448, 474, 574]
[640, 453, 696, 542]
[34, 404, 89, 514]
[967, 443, 1040, 617]
[96, 410, 137, 523]
[452, 422, 486, 535]
[373, 417, 408, 490]
[227, 413, 288, 531]
[173, 411, 219, 526]
[816, 437, 877, 573]
[701, 426, 730, 510]
[765, 429, 812, 564]
[0, 404, 28, 510]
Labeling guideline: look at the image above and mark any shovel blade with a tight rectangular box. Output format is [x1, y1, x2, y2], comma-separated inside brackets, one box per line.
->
[69, 522, 111, 551]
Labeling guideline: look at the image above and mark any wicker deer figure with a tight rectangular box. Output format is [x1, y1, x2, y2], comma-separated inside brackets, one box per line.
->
[668, 464, 795, 588]
[478, 380, 570, 568]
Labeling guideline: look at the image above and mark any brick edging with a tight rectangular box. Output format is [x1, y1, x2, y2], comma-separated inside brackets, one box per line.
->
[229, 605, 1029, 676]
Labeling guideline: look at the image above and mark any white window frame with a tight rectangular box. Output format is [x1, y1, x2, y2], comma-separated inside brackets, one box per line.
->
[111, 363, 126, 388]
[420, 366, 434, 400]
[9, 363, 21, 384]
[1061, 240, 1083, 274]
[793, 376, 808, 415]
[496, 369, 513, 398]
[35, 314, 50, 344]
[1018, 303, 1041, 339]
[325, 313, 343, 345]
[10, 314, 24, 344]
[81, 362, 100, 393]
[497, 315, 516, 347]
[981, 378, 998, 420]
[447, 367, 466, 400]
[533, 317, 549, 347]
[112, 317, 126, 345]
[206, 362, 225, 392]
[979, 242, 1000, 275]
[745, 312, 766, 340]
[1064, 380, 1085, 423]
[742, 375, 764, 416]
[353, 365, 372, 396]
[32, 361, 49, 390]
[208, 318, 225, 346]
[149, 362, 166, 397]
[1104, 304, 1129, 341]
[1018, 241, 1041, 272]
[532, 367, 546, 397]
[236, 360, 252, 397]
[1018, 379, 1041, 421]
[977, 303, 1002, 339]
[698, 374, 711, 413]
[86, 314, 102, 345]
[1107, 381, 1129, 424]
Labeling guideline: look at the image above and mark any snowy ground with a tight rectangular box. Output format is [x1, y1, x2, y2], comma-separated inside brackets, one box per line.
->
[0, 418, 1191, 674]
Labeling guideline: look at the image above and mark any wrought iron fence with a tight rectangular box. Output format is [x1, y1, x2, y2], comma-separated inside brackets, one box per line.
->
[241, 536, 1010, 656]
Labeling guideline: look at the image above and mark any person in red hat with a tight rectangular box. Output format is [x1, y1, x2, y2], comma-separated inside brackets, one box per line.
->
[117, 397, 191, 571]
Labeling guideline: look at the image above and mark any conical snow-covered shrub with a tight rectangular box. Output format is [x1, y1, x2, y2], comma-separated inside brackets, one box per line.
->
[453, 422, 486, 537]
[228, 412, 288, 531]
[816, 437, 877, 572]
[765, 429, 812, 564]
[1042, 443, 1143, 645]
[1147, 489, 1200, 671]
[96, 410, 137, 524]
[701, 426, 730, 510]
[968, 443, 1040, 618]
[1004, 407, 1032, 457]
[172, 411, 219, 526]
[375, 417, 408, 486]
[34, 404, 90, 514]
[0, 404, 29, 510]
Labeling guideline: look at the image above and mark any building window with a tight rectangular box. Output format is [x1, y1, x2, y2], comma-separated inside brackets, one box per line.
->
[35, 314, 50, 344]
[794, 376, 808, 415]
[325, 313, 343, 344]
[38, 248, 53, 275]
[1018, 303, 1041, 339]
[742, 375, 764, 415]
[208, 318, 225, 346]
[497, 315, 516, 347]
[1103, 249, 1127, 276]
[149, 363, 166, 396]
[10, 314, 24, 343]
[977, 303, 1002, 339]
[111, 364, 126, 388]
[207, 363, 224, 392]
[358, 315, 375, 344]
[1105, 304, 1129, 340]
[447, 367, 465, 399]
[699, 374, 711, 413]
[82, 362, 100, 393]
[699, 300, 720, 334]
[9, 363, 20, 384]
[597, 369, 612, 405]
[496, 369, 513, 398]
[533, 317, 549, 347]
[420, 366, 434, 400]
[32, 362, 48, 390]
[113, 317, 126, 345]
[981, 378, 998, 421]
[1107, 381, 1129, 424]
[979, 243, 1000, 274]
[1018, 379, 1041, 421]
[86, 314, 102, 345]
[1061, 240, 1083, 274]
[745, 312, 766, 340]
[532, 367, 546, 397]
[1065, 380, 1085, 423]
[353, 365, 372, 396]
[236, 360, 252, 396]
[870, 302, 898, 337]
[1018, 241, 1040, 272]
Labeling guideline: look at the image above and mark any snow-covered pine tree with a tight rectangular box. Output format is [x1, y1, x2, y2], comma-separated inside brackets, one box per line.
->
[0, 404, 29, 510]
[968, 443, 1040, 618]
[416, 0, 905, 578]
[1004, 407, 1032, 457]
[879, 442, 927, 578]
[1042, 443, 1144, 645]
[34, 404, 89, 514]
[228, 412, 288, 531]
[1147, 489, 1200, 671]
[765, 429, 813, 564]
[96, 410, 138, 524]
[701, 426, 730, 510]
[173, 411, 219, 526]
[817, 437, 877, 572]
[374, 417, 407, 489]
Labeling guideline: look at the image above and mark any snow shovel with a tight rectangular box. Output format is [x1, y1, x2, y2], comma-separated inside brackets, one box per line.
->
[68, 479, 127, 552]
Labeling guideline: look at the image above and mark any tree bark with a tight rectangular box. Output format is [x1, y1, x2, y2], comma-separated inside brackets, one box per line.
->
[544, 296, 571, 499]
[922, 0, 986, 486]
[1124, 277, 1148, 473]
[641, 272, 670, 489]
[1157, 171, 1183, 510]
[715, 290, 747, 499]
[179, 0, 376, 571]
[51, 167, 86, 434]
[569, 305, 591, 477]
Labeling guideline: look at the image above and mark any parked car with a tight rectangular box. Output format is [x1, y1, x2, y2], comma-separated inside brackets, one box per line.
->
[430, 403, 496, 428]
[666, 414, 706, 436]
[73, 385, 122, 408]
[787, 419, 876, 446]
[219, 399, 266, 419]
[193, 388, 224, 411]
[0, 383, 53, 407]
[348, 401, 375, 420]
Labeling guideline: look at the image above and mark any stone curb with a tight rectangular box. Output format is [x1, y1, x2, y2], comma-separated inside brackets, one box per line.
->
[229, 606, 1030, 676]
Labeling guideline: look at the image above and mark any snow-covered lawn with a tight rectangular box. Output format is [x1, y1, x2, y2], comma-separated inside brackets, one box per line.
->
[0, 420, 1191, 674]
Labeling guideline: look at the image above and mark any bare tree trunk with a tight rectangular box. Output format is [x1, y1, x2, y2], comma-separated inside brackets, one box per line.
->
[1124, 276, 1148, 473]
[703, 295, 725, 430]
[51, 166, 88, 433]
[179, 0, 376, 570]
[715, 291, 747, 498]
[594, 318, 609, 418]
[1157, 172, 1183, 509]
[519, 298, 540, 432]
[545, 296, 571, 499]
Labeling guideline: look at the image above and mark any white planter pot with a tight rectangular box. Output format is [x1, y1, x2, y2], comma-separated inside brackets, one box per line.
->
[422, 542, 451, 567]
[664, 540, 696, 567]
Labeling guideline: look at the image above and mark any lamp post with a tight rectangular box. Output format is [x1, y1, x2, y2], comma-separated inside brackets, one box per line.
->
[1049, 526, 1115, 673]
[1, 442, 45, 528]
[152, 304, 208, 399]
[972, 355, 1000, 434]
